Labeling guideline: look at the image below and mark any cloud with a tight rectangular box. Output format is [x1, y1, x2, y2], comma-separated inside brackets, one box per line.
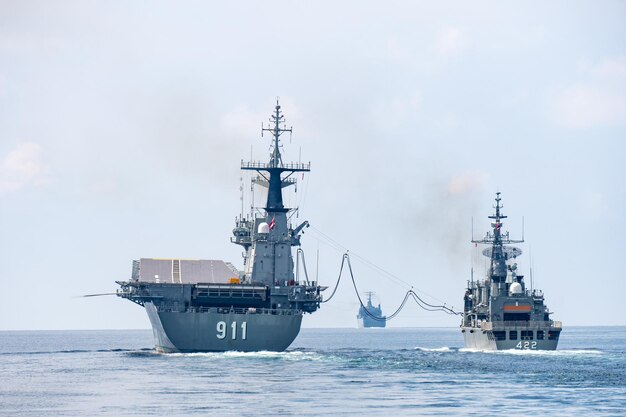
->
[547, 84, 626, 129]
[0, 142, 50, 194]
[370, 93, 421, 130]
[220, 105, 269, 142]
[386, 35, 412, 62]
[436, 27, 467, 57]
[547, 56, 626, 129]
[592, 56, 626, 78]
[578, 188, 608, 216]
[0, 31, 66, 55]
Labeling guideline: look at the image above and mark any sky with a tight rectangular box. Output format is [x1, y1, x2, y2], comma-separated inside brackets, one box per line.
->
[1, 1, 625, 330]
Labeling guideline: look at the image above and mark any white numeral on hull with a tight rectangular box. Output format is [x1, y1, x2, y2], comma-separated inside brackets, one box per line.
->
[216, 321, 247, 340]
[516, 341, 537, 349]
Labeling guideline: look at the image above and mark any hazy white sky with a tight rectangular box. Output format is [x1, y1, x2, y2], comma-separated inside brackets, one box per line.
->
[1, 1, 625, 330]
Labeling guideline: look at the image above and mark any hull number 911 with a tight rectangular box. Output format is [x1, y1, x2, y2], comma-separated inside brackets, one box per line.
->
[216, 321, 247, 340]
[516, 341, 537, 349]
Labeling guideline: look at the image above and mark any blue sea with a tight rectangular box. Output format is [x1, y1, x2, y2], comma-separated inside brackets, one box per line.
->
[0, 327, 624, 416]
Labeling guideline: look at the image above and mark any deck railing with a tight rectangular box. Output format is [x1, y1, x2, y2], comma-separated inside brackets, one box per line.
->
[179, 306, 302, 316]
[489, 320, 559, 329]
[241, 161, 311, 171]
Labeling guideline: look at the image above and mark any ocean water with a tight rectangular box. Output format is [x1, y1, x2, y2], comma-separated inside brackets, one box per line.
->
[0, 327, 624, 416]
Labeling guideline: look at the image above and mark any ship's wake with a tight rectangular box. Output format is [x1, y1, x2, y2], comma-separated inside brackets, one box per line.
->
[414, 346, 456, 352]
[2, 348, 153, 356]
[459, 348, 603, 356]
[155, 349, 325, 361]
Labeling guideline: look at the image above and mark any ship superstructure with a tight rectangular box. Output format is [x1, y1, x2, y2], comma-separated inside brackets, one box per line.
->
[461, 193, 562, 350]
[116, 102, 324, 352]
[357, 292, 386, 328]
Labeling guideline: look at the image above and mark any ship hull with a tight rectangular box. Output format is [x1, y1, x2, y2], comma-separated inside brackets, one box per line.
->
[357, 317, 386, 328]
[461, 326, 559, 351]
[145, 302, 303, 352]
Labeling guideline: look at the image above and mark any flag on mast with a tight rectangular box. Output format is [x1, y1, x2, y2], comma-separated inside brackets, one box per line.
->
[269, 216, 276, 230]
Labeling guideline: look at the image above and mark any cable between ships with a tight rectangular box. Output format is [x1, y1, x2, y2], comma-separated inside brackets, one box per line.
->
[322, 253, 461, 321]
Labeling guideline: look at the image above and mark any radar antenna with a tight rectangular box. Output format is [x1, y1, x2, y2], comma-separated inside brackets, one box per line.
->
[472, 192, 524, 281]
[241, 99, 309, 213]
[261, 97, 293, 168]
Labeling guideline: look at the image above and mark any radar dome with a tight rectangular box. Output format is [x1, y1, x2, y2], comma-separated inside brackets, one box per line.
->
[509, 282, 523, 295]
[258, 222, 270, 234]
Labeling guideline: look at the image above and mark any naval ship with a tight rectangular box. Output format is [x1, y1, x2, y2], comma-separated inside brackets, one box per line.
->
[116, 102, 324, 352]
[357, 292, 386, 328]
[461, 193, 562, 350]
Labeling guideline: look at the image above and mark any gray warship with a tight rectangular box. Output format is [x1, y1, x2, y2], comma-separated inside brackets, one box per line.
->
[357, 292, 386, 328]
[116, 102, 324, 352]
[461, 193, 562, 350]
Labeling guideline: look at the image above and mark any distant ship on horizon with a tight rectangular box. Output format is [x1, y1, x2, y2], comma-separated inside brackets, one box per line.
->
[357, 292, 386, 328]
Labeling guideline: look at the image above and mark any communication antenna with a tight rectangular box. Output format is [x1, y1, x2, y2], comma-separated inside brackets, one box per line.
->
[470, 216, 474, 285]
[250, 175, 255, 219]
[240, 176, 244, 217]
[316, 245, 320, 284]
[529, 246, 534, 293]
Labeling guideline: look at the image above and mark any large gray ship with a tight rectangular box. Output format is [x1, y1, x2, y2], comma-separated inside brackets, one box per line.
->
[461, 193, 562, 350]
[116, 102, 324, 352]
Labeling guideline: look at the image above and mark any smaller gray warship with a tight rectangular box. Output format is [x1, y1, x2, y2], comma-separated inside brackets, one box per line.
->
[116, 102, 324, 352]
[461, 193, 562, 350]
[357, 292, 386, 328]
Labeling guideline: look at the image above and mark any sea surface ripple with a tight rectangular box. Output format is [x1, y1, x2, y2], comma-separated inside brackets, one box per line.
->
[0, 327, 624, 416]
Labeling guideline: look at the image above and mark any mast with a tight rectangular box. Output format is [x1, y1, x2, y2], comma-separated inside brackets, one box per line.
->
[365, 291, 374, 307]
[237, 100, 311, 286]
[241, 99, 310, 214]
[472, 192, 523, 283]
